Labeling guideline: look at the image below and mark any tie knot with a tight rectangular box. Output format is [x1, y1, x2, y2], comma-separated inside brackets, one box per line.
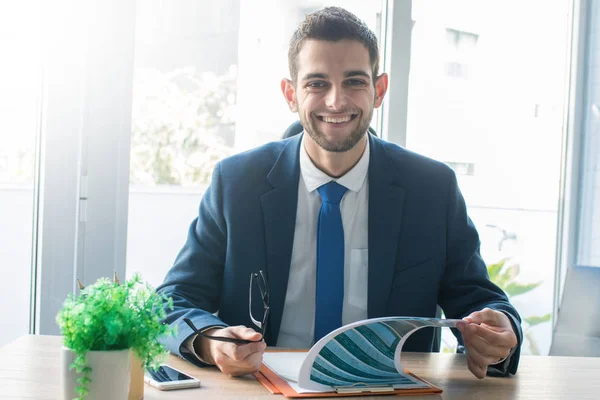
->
[317, 181, 348, 204]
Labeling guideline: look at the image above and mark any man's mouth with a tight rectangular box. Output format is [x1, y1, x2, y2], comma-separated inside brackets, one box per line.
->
[316, 114, 358, 124]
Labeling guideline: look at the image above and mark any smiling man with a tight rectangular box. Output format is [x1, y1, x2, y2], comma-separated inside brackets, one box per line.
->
[157, 6, 522, 380]
[281, 38, 386, 177]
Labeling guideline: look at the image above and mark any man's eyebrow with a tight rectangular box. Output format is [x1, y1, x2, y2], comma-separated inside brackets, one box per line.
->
[300, 71, 372, 81]
[302, 73, 328, 81]
[344, 70, 371, 79]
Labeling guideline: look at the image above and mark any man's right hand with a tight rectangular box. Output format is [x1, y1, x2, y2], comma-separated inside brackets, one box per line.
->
[195, 326, 266, 377]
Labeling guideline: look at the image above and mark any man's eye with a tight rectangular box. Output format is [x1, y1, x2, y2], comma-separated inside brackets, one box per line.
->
[347, 79, 367, 86]
[307, 81, 327, 88]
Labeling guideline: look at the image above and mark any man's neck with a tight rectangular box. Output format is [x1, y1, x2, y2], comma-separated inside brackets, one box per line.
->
[304, 135, 367, 178]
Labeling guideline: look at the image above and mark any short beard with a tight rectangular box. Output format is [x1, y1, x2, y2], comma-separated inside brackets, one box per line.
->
[302, 108, 373, 153]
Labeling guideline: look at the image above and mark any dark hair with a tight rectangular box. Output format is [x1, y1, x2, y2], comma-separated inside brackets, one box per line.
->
[288, 6, 380, 83]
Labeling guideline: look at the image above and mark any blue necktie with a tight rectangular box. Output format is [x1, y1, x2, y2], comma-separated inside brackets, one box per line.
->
[314, 181, 348, 342]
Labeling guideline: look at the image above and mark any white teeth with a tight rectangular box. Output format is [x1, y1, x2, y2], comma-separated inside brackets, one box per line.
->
[322, 115, 352, 124]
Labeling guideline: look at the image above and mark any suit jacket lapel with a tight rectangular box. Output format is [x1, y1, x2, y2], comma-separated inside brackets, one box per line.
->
[367, 135, 406, 318]
[260, 135, 302, 344]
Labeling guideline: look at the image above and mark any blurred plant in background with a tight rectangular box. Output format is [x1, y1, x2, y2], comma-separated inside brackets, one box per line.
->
[487, 258, 551, 355]
[130, 65, 237, 186]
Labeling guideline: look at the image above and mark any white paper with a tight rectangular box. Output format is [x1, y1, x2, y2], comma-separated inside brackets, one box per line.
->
[262, 352, 305, 383]
[262, 352, 327, 394]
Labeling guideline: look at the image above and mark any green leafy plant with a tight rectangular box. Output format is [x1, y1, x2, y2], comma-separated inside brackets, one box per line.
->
[56, 273, 175, 399]
[487, 258, 551, 355]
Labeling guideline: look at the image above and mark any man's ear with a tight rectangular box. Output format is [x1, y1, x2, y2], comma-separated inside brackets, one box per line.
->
[281, 78, 298, 112]
[373, 73, 389, 108]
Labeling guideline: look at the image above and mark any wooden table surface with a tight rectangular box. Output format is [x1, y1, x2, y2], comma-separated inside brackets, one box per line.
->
[1, 335, 599, 399]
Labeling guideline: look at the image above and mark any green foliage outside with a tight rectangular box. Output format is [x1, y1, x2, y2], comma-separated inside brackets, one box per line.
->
[56, 274, 175, 400]
[129, 66, 236, 186]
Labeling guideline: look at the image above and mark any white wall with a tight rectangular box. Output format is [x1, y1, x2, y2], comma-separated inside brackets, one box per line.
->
[125, 187, 204, 288]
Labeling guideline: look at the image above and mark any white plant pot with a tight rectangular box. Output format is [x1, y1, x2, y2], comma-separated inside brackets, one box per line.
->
[62, 346, 131, 400]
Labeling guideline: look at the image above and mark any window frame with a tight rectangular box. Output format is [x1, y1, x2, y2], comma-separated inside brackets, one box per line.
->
[553, 0, 589, 324]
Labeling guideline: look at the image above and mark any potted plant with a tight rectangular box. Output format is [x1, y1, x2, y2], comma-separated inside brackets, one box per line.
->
[56, 273, 175, 400]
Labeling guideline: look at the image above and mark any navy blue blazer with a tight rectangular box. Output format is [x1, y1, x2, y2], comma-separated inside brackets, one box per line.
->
[157, 133, 522, 375]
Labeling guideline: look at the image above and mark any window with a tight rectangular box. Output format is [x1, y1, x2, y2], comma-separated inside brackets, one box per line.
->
[0, 1, 42, 346]
[408, 0, 572, 355]
[2, 0, 585, 351]
[445, 28, 479, 79]
[126, 0, 386, 287]
[445, 161, 475, 176]
[576, 3, 600, 268]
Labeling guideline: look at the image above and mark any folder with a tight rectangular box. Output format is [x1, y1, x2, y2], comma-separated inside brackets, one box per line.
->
[252, 317, 459, 397]
[254, 359, 442, 398]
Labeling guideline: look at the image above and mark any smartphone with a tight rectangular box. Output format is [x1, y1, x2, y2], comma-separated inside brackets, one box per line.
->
[144, 364, 201, 391]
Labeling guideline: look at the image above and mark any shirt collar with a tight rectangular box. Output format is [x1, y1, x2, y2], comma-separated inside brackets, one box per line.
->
[299, 132, 370, 193]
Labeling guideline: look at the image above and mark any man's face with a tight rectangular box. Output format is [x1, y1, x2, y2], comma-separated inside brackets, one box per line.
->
[282, 39, 387, 153]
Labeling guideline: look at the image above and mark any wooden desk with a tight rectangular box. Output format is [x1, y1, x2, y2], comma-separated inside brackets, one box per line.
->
[1, 335, 599, 399]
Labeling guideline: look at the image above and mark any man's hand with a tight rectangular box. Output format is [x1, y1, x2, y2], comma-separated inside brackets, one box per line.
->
[456, 308, 518, 379]
[195, 326, 266, 377]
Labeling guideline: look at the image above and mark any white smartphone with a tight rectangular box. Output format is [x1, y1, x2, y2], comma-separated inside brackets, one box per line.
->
[144, 364, 201, 391]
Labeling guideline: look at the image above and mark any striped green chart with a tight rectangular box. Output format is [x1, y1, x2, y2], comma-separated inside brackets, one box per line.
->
[309, 317, 451, 388]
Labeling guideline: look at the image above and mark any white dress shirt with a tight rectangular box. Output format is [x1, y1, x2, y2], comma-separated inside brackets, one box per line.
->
[276, 134, 370, 348]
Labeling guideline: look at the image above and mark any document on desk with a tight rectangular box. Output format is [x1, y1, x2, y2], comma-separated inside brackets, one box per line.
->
[258, 317, 459, 397]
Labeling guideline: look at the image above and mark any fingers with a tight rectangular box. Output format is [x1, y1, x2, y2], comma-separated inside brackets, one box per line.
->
[469, 323, 518, 348]
[228, 325, 264, 341]
[244, 351, 265, 374]
[467, 328, 511, 359]
[212, 349, 264, 376]
[213, 348, 265, 376]
[456, 312, 518, 379]
[461, 328, 496, 379]
[465, 336, 507, 367]
[464, 308, 512, 331]
[459, 308, 517, 351]
[219, 326, 265, 361]
[467, 354, 486, 379]
[209, 326, 267, 377]
[221, 338, 266, 362]
[458, 324, 504, 366]
[460, 322, 517, 349]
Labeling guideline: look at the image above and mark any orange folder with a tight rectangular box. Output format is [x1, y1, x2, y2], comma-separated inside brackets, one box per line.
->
[253, 350, 442, 398]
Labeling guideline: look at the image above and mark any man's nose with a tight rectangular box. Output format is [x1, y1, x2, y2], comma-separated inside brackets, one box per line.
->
[324, 85, 347, 110]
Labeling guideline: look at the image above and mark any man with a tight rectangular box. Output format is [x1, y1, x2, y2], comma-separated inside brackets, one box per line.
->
[157, 6, 521, 380]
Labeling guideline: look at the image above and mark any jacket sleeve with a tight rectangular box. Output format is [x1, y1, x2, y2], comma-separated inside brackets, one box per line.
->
[156, 162, 229, 367]
[438, 170, 523, 376]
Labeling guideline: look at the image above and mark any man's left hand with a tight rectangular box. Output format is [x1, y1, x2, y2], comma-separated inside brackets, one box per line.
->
[456, 308, 518, 379]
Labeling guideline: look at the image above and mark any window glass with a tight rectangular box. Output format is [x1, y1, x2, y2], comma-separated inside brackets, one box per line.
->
[576, 1, 600, 268]
[0, 1, 42, 346]
[127, 0, 385, 287]
[408, 0, 571, 355]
